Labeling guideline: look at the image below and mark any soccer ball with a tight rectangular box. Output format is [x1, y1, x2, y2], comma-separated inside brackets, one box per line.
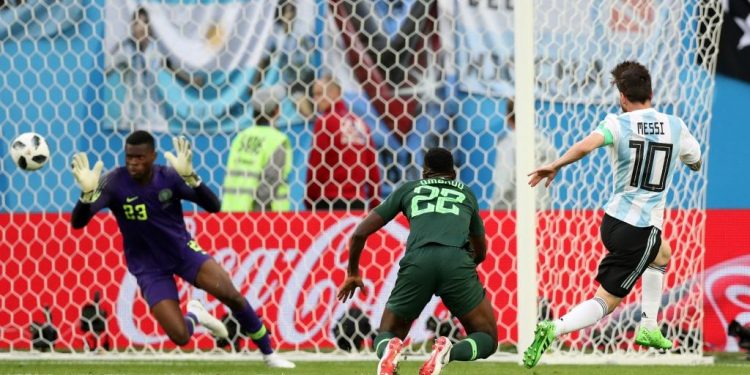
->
[10, 132, 50, 171]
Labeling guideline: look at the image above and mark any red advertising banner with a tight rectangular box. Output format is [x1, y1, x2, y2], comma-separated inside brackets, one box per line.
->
[0, 210, 747, 352]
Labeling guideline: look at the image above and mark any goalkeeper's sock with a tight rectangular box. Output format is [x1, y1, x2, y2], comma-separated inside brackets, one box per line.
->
[553, 297, 608, 336]
[374, 332, 396, 358]
[184, 312, 198, 337]
[232, 302, 273, 355]
[449, 332, 496, 361]
[641, 265, 666, 330]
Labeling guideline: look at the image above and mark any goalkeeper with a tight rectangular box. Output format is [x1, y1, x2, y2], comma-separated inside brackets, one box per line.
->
[69, 130, 294, 368]
[338, 148, 498, 375]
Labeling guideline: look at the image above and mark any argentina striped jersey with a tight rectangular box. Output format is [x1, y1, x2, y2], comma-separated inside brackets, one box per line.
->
[594, 108, 701, 229]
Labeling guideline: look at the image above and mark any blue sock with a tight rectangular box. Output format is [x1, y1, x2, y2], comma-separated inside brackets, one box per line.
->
[232, 301, 273, 355]
[184, 312, 198, 337]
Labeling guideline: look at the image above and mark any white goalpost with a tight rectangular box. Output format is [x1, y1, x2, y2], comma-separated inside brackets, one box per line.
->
[513, 0, 538, 360]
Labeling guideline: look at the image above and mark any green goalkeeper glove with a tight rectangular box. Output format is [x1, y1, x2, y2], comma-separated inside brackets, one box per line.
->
[164, 136, 200, 188]
[71, 152, 103, 203]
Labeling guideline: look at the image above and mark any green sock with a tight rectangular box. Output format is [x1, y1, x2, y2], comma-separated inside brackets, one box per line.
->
[374, 332, 396, 359]
[448, 332, 496, 362]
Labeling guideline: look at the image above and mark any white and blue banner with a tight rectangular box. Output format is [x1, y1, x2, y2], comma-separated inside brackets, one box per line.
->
[104, 0, 319, 133]
[441, 0, 686, 104]
[0, 0, 85, 40]
[105, 0, 278, 72]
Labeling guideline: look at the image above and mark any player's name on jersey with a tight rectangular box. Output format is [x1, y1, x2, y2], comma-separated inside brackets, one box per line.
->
[637, 121, 666, 136]
[420, 179, 465, 189]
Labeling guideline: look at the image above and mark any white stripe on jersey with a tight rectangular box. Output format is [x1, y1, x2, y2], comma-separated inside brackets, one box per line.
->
[601, 108, 685, 230]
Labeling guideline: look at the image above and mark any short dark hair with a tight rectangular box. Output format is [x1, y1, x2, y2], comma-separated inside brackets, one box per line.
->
[424, 148, 454, 174]
[133, 7, 149, 23]
[610, 61, 652, 103]
[126, 130, 155, 150]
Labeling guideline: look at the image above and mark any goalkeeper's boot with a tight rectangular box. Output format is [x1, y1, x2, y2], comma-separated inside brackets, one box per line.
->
[263, 353, 296, 368]
[419, 336, 452, 375]
[377, 337, 404, 375]
[522, 320, 556, 369]
[187, 300, 228, 339]
[635, 327, 673, 350]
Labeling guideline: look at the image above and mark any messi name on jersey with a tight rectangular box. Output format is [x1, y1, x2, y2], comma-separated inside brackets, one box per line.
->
[637, 121, 666, 136]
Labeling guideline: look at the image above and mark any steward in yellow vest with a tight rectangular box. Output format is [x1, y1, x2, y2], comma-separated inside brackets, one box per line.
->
[222, 87, 292, 212]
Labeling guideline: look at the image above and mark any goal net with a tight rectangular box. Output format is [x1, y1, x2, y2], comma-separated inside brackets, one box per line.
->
[0, 0, 722, 363]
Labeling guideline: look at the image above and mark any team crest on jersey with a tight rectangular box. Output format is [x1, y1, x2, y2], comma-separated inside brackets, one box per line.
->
[158, 189, 173, 205]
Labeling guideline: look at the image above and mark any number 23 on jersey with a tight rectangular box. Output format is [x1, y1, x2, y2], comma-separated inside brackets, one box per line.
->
[123, 203, 148, 220]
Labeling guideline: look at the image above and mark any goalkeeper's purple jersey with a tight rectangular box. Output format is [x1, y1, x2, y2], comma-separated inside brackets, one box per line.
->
[71, 165, 221, 275]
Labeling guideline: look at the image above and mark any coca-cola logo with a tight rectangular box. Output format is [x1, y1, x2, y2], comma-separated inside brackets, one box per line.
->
[705, 254, 750, 351]
[115, 215, 442, 346]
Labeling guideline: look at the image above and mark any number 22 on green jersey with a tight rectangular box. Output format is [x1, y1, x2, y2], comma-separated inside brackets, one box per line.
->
[410, 185, 466, 217]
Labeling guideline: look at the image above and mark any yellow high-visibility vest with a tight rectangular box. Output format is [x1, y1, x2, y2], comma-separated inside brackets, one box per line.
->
[221, 125, 292, 212]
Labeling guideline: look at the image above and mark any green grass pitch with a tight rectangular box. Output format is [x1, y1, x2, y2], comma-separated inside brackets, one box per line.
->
[1, 355, 749, 375]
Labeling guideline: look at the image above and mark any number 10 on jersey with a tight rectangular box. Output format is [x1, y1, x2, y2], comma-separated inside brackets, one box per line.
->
[628, 140, 673, 192]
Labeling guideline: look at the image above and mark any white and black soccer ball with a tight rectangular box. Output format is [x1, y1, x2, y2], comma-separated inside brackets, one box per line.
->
[10, 132, 50, 171]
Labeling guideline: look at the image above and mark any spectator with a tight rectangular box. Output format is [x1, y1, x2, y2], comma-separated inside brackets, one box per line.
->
[107, 7, 202, 133]
[305, 76, 380, 210]
[273, 0, 316, 100]
[222, 86, 292, 212]
[491, 99, 558, 210]
[252, 0, 316, 127]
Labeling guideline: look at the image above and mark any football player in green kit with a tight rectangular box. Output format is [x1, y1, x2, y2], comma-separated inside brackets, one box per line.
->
[338, 148, 498, 375]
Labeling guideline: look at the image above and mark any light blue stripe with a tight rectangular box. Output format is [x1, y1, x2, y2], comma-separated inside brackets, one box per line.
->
[667, 114, 682, 187]
[612, 113, 634, 219]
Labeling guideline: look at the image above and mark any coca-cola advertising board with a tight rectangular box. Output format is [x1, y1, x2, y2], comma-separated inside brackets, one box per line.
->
[0, 210, 747, 351]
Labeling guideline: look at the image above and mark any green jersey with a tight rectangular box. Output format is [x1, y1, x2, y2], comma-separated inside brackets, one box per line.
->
[374, 178, 485, 251]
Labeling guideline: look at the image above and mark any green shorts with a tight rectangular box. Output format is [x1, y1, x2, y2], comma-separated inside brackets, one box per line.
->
[385, 245, 486, 321]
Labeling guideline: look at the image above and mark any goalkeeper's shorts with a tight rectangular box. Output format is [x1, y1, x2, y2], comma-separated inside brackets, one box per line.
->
[386, 245, 486, 321]
[597, 214, 661, 298]
[132, 245, 212, 308]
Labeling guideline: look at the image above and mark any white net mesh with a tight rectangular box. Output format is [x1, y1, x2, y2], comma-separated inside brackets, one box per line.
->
[0, 0, 722, 362]
[531, 0, 720, 362]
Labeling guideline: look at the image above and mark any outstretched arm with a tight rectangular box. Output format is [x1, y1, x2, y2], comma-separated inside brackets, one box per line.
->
[70, 153, 109, 229]
[71, 193, 111, 229]
[166, 136, 221, 213]
[337, 211, 387, 302]
[177, 183, 222, 213]
[528, 132, 605, 188]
